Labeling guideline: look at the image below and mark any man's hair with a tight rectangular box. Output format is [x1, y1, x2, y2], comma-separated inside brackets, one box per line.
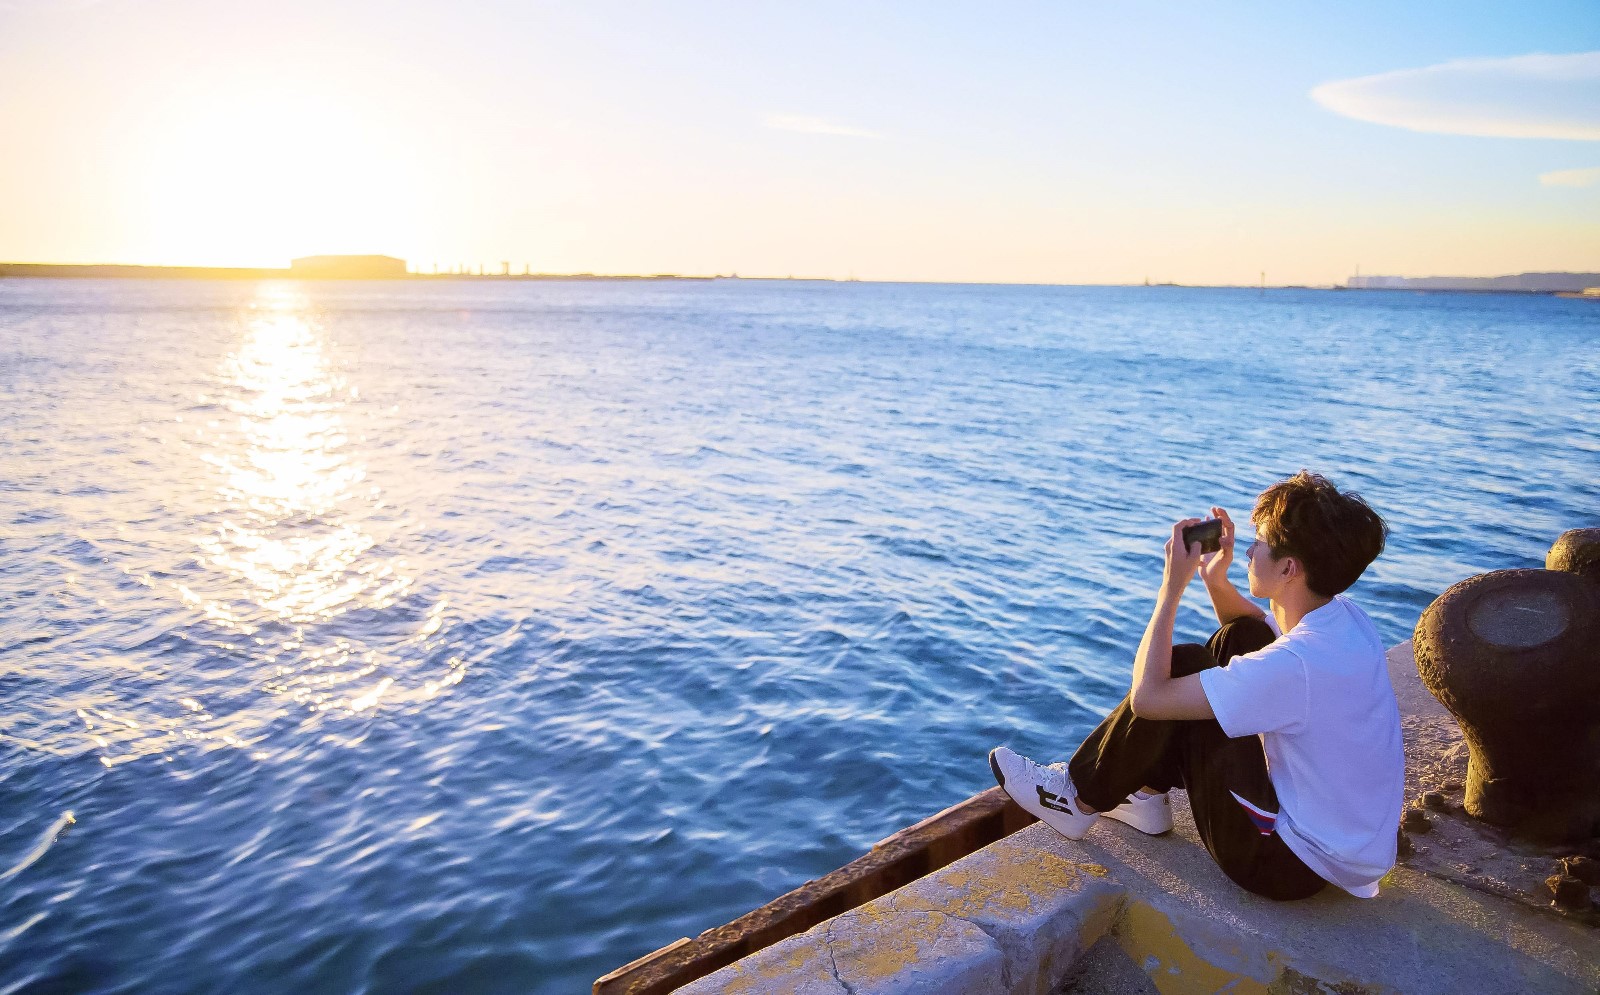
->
[1250, 470, 1388, 597]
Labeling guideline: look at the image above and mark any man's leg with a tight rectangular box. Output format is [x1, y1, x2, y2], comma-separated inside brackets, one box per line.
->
[1174, 619, 1326, 900]
[1176, 712, 1326, 900]
[1065, 617, 1267, 810]
[1067, 616, 1326, 900]
[990, 641, 1208, 838]
[1064, 643, 1211, 811]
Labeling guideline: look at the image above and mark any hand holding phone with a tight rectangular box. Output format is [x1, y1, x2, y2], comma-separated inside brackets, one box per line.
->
[1182, 518, 1223, 554]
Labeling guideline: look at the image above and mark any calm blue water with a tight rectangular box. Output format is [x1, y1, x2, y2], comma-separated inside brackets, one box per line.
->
[0, 278, 1594, 993]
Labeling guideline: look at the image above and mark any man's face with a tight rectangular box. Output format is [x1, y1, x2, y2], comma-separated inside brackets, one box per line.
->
[1245, 534, 1285, 599]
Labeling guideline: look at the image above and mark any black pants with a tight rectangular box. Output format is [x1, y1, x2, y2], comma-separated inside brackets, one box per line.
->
[1067, 617, 1327, 901]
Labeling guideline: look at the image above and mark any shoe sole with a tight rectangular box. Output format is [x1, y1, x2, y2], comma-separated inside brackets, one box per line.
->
[988, 748, 1094, 841]
[1102, 805, 1173, 835]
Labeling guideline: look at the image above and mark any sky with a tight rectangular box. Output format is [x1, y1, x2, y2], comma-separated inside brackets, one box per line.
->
[0, 1, 1596, 285]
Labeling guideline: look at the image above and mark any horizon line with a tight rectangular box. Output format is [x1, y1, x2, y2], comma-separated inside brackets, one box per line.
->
[0, 259, 1594, 292]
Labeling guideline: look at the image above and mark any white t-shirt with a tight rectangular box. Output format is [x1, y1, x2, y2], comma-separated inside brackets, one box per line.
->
[1199, 595, 1403, 897]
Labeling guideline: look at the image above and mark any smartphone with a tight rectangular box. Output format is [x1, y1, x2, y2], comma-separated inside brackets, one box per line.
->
[1183, 519, 1223, 554]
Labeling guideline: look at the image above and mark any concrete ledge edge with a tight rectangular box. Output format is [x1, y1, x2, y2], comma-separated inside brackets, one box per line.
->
[677, 842, 1127, 994]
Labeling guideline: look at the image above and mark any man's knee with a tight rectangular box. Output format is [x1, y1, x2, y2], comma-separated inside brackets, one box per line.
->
[1171, 641, 1219, 678]
[1209, 615, 1275, 662]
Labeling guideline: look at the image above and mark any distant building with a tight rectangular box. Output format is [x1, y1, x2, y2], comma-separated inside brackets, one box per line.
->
[1346, 275, 1410, 289]
[1347, 272, 1600, 292]
[289, 255, 408, 279]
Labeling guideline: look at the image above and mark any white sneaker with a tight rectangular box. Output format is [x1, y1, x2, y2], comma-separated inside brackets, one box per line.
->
[989, 746, 1099, 840]
[1103, 790, 1173, 835]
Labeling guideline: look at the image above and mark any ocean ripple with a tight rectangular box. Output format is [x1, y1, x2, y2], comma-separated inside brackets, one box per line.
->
[0, 278, 1594, 992]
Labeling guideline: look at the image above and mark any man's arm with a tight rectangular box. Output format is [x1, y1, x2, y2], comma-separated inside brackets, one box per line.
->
[1200, 506, 1267, 627]
[1129, 519, 1217, 721]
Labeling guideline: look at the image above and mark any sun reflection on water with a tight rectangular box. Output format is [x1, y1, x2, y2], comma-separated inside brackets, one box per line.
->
[69, 285, 479, 769]
[135, 286, 451, 752]
[194, 292, 377, 626]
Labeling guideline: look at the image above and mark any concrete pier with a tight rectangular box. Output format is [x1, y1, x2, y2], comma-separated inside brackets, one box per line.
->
[607, 642, 1600, 994]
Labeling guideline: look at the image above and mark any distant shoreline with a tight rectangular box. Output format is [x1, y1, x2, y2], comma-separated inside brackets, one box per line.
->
[0, 261, 1594, 295]
[0, 262, 715, 282]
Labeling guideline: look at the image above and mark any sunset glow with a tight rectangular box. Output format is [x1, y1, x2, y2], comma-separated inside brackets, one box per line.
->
[123, 86, 428, 268]
[1, 1, 1596, 284]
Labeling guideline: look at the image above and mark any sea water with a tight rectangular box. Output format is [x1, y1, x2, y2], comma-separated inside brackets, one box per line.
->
[0, 278, 1594, 992]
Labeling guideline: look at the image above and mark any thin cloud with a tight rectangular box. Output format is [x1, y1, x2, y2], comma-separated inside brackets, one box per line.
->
[1540, 166, 1600, 187]
[0, 0, 112, 10]
[764, 115, 882, 139]
[1311, 52, 1600, 141]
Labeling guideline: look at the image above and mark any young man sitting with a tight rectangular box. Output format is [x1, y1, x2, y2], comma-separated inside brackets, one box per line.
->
[991, 471, 1401, 900]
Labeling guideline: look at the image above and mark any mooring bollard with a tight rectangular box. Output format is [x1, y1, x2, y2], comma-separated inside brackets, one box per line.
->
[1414, 541, 1600, 842]
[1547, 527, 1600, 583]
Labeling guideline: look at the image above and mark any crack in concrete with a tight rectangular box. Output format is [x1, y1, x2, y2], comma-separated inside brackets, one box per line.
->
[822, 919, 858, 995]
[880, 901, 1016, 990]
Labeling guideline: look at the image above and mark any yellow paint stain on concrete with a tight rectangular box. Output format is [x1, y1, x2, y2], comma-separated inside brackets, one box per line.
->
[904, 850, 1110, 920]
[717, 939, 838, 995]
[718, 849, 1115, 992]
[832, 906, 956, 983]
[1116, 901, 1271, 995]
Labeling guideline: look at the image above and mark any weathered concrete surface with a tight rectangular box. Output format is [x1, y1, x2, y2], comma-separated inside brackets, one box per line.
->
[677, 641, 1600, 993]
[677, 843, 1123, 994]
[875, 844, 1125, 995]
[681, 908, 1008, 995]
[1055, 936, 1158, 995]
[828, 910, 1004, 994]
[1058, 808, 1600, 994]
[672, 929, 843, 995]
[672, 908, 1007, 994]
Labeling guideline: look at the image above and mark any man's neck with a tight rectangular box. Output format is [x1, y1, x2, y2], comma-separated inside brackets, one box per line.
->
[1272, 587, 1335, 633]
